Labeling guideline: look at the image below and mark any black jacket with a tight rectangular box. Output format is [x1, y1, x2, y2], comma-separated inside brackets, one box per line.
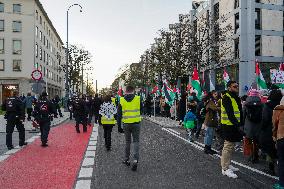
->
[93, 97, 102, 115]
[33, 97, 57, 122]
[117, 94, 143, 128]
[221, 91, 244, 142]
[2, 96, 25, 120]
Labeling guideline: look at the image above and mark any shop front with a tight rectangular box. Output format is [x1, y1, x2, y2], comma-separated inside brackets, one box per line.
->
[1, 84, 19, 102]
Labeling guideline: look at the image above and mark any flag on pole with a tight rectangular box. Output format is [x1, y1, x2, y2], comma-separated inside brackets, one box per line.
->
[256, 61, 267, 90]
[117, 87, 123, 97]
[162, 80, 176, 106]
[223, 68, 230, 89]
[151, 85, 158, 94]
[191, 67, 202, 100]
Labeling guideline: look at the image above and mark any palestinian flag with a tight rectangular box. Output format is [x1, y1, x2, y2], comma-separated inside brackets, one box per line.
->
[279, 62, 284, 71]
[117, 87, 123, 97]
[191, 67, 202, 100]
[255, 61, 267, 90]
[151, 85, 158, 94]
[223, 68, 230, 89]
[162, 80, 176, 106]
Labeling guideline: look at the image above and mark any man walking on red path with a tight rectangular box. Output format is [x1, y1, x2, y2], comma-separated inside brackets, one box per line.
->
[2, 91, 27, 150]
[72, 94, 88, 133]
[117, 85, 142, 171]
[33, 91, 57, 147]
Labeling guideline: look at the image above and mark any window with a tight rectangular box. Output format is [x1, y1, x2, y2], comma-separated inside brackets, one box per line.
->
[13, 4, 21, 14]
[35, 26, 38, 37]
[43, 36, 45, 46]
[0, 60, 4, 71]
[0, 39, 4, 54]
[43, 51, 45, 62]
[235, 13, 239, 33]
[46, 53, 49, 65]
[12, 21, 22, 32]
[35, 43, 38, 57]
[40, 65, 42, 71]
[0, 20, 3, 31]
[39, 31, 42, 41]
[255, 0, 261, 3]
[255, 35, 261, 56]
[35, 10, 38, 20]
[234, 0, 239, 9]
[255, 8, 261, 30]
[39, 16, 42, 24]
[34, 62, 38, 69]
[39, 47, 42, 60]
[234, 38, 239, 58]
[47, 69, 49, 78]
[0, 3, 4, 12]
[13, 40, 21, 54]
[13, 60, 21, 71]
[43, 67, 46, 76]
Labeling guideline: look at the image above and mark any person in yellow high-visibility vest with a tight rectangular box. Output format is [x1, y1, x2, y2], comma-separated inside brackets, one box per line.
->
[99, 95, 117, 151]
[117, 85, 142, 171]
[220, 81, 244, 179]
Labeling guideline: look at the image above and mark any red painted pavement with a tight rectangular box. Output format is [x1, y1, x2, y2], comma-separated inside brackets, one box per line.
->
[0, 123, 92, 189]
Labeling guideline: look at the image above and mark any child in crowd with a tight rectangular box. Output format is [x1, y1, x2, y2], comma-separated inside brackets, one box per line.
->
[183, 105, 197, 142]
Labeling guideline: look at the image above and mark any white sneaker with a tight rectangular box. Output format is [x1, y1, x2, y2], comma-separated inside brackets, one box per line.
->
[222, 169, 238, 179]
[229, 165, 239, 172]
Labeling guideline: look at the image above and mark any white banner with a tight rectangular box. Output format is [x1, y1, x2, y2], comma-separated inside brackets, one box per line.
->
[270, 69, 284, 84]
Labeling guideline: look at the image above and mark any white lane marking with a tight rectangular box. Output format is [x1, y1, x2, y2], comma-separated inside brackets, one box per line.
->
[167, 128, 180, 135]
[78, 167, 94, 178]
[87, 146, 96, 151]
[162, 128, 279, 181]
[75, 180, 91, 189]
[82, 158, 95, 167]
[88, 141, 97, 146]
[85, 151, 96, 157]
[0, 155, 10, 162]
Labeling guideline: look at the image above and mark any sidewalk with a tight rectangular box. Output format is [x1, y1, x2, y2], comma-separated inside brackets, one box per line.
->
[0, 109, 69, 132]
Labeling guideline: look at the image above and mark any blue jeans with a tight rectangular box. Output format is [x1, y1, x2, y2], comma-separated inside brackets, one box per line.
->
[204, 127, 214, 146]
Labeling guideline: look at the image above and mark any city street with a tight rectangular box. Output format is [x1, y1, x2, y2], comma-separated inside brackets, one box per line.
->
[0, 118, 278, 189]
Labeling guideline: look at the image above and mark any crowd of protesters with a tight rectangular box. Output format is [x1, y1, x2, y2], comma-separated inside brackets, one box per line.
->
[142, 81, 283, 188]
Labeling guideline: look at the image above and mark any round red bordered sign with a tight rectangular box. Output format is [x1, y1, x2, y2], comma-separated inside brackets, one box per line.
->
[31, 69, 42, 81]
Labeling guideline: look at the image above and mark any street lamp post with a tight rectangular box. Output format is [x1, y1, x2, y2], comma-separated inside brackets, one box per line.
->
[65, 3, 82, 104]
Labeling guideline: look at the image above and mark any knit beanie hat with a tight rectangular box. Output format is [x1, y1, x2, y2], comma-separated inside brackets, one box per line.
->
[248, 89, 260, 97]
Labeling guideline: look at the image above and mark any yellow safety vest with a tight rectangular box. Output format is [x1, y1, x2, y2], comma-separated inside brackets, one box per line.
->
[101, 102, 116, 125]
[111, 97, 116, 106]
[221, 92, 241, 125]
[120, 96, 142, 123]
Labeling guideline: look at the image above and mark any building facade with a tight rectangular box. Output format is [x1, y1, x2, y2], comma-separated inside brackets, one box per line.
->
[192, 0, 284, 95]
[0, 0, 65, 103]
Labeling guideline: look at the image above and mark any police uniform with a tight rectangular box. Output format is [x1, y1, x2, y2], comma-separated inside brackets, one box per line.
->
[1, 94, 26, 150]
[86, 96, 94, 126]
[72, 96, 88, 133]
[67, 97, 73, 120]
[33, 92, 57, 147]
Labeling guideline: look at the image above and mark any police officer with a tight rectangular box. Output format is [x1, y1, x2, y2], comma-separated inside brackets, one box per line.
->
[72, 94, 88, 133]
[117, 85, 142, 171]
[1, 91, 27, 150]
[52, 95, 63, 117]
[86, 95, 94, 126]
[67, 96, 74, 120]
[33, 91, 57, 147]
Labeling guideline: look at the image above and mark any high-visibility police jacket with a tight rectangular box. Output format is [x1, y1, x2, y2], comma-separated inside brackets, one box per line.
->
[221, 92, 241, 125]
[120, 96, 142, 124]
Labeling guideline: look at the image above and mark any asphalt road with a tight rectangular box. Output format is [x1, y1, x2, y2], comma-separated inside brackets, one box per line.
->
[91, 119, 276, 189]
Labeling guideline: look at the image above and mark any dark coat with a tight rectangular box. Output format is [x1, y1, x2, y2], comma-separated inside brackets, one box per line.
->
[93, 97, 102, 115]
[178, 97, 187, 121]
[221, 91, 244, 142]
[258, 100, 279, 158]
[204, 99, 219, 127]
[243, 96, 263, 139]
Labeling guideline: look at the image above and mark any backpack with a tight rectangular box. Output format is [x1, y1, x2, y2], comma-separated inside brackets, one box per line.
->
[245, 104, 262, 123]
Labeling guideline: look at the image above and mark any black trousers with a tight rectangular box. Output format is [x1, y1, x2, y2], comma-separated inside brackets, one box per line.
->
[40, 121, 51, 143]
[103, 125, 114, 148]
[26, 108, 33, 120]
[88, 112, 93, 124]
[75, 116, 87, 132]
[57, 107, 63, 117]
[6, 118, 25, 147]
[278, 138, 284, 187]
[94, 114, 99, 124]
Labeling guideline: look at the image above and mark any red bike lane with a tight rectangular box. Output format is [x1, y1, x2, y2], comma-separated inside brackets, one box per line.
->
[0, 123, 92, 189]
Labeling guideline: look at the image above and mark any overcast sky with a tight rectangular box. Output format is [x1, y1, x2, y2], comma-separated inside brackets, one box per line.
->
[40, 0, 192, 90]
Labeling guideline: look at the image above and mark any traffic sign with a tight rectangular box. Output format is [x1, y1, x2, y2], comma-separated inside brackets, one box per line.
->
[31, 70, 42, 81]
[31, 82, 43, 94]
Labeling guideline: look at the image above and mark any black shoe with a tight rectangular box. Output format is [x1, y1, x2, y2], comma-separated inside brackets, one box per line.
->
[7, 146, 14, 150]
[60, 115, 63, 117]
[41, 143, 48, 147]
[131, 160, 138, 171]
[76, 129, 80, 133]
[106, 147, 111, 151]
[122, 159, 130, 166]
[19, 142, 28, 147]
[83, 129, 87, 133]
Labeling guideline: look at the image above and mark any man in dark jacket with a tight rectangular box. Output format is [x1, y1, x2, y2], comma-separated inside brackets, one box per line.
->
[73, 94, 88, 133]
[2, 91, 27, 150]
[52, 95, 63, 117]
[33, 91, 57, 147]
[220, 81, 243, 179]
[117, 86, 143, 171]
[93, 94, 102, 124]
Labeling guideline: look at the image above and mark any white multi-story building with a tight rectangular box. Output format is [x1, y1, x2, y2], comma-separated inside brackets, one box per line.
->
[191, 0, 284, 95]
[0, 0, 65, 102]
